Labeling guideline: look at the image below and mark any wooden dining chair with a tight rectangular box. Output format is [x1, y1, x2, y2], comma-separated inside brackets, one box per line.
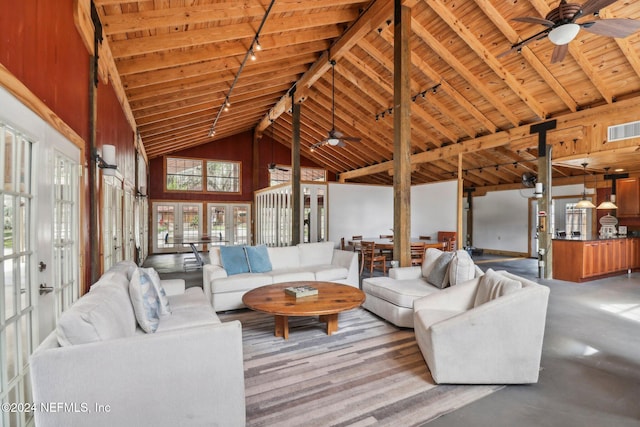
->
[379, 234, 393, 239]
[359, 241, 387, 277]
[437, 231, 457, 252]
[410, 242, 426, 266]
[419, 235, 432, 240]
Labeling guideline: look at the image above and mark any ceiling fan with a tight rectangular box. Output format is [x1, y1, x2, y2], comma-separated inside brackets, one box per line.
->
[310, 60, 361, 151]
[500, 0, 640, 63]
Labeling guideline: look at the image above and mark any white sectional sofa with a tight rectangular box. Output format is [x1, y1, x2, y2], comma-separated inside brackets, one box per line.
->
[203, 241, 359, 311]
[29, 261, 246, 427]
[362, 248, 483, 328]
[414, 269, 550, 384]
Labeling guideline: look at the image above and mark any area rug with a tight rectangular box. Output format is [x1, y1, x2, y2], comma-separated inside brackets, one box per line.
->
[219, 308, 503, 427]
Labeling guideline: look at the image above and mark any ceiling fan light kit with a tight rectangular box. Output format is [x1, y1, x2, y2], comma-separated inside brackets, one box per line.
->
[548, 23, 581, 44]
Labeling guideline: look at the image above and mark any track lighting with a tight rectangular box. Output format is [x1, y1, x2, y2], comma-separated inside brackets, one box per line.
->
[254, 39, 262, 51]
[250, 49, 256, 61]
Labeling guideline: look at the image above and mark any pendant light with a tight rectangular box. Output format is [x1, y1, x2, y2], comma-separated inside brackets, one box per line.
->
[575, 163, 596, 209]
[596, 167, 618, 210]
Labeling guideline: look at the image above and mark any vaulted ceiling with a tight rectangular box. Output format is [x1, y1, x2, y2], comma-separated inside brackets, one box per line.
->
[94, 0, 640, 190]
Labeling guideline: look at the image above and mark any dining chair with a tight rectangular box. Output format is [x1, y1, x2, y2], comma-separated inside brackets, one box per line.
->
[360, 241, 387, 277]
[419, 235, 432, 240]
[379, 234, 393, 239]
[437, 231, 457, 252]
[410, 242, 426, 266]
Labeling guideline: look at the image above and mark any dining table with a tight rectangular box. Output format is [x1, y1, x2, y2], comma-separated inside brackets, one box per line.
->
[348, 237, 446, 251]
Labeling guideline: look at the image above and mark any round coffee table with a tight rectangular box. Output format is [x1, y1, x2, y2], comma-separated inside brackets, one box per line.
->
[242, 281, 365, 340]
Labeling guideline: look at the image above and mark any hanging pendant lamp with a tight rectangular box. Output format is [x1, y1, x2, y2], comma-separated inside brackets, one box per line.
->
[596, 167, 618, 210]
[575, 162, 595, 209]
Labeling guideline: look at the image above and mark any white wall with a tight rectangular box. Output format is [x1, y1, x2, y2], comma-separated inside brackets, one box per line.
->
[327, 180, 457, 244]
[472, 184, 587, 254]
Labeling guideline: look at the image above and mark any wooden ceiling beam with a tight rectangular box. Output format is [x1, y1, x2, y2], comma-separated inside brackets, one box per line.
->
[339, 96, 640, 181]
[110, 10, 359, 58]
[473, 0, 578, 113]
[410, 17, 521, 127]
[425, 0, 548, 121]
[255, 0, 394, 135]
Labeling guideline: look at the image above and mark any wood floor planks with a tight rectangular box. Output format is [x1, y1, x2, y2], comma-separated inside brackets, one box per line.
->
[219, 308, 502, 426]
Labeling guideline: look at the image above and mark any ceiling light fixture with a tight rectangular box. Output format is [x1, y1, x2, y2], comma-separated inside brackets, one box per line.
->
[597, 167, 618, 210]
[207, 0, 275, 138]
[575, 162, 596, 209]
[548, 23, 580, 45]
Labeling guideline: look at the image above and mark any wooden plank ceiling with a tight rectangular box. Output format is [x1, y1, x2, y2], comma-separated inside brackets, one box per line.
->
[95, 0, 640, 189]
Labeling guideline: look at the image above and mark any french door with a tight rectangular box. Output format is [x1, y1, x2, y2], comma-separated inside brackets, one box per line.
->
[152, 202, 203, 253]
[1, 87, 80, 427]
[207, 203, 251, 246]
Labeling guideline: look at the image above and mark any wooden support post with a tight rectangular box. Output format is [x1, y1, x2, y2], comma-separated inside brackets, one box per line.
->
[291, 90, 301, 245]
[252, 129, 260, 245]
[393, 0, 412, 267]
[530, 120, 556, 279]
[457, 154, 463, 250]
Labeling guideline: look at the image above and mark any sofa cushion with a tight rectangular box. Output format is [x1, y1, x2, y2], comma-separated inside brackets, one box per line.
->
[168, 287, 212, 310]
[362, 277, 440, 309]
[219, 245, 250, 275]
[143, 267, 172, 315]
[426, 252, 454, 288]
[244, 244, 272, 273]
[421, 248, 444, 278]
[267, 246, 300, 270]
[155, 306, 221, 332]
[448, 250, 476, 286]
[129, 269, 160, 333]
[307, 265, 349, 282]
[297, 241, 335, 267]
[212, 273, 273, 293]
[268, 268, 315, 283]
[473, 268, 522, 307]
[56, 285, 136, 346]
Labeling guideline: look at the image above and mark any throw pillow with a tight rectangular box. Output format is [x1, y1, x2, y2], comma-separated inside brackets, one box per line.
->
[219, 245, 250, 275]
[244, 245, 272, 273]
[426, 251, 454, 289]
[448, 250, 476, 286]
[142, 267, 172, 316]
[473, 268, 522, 307]
[209, 246, 223, 267]
[421, 248, 444, 278]
[129, 269, 160, 333]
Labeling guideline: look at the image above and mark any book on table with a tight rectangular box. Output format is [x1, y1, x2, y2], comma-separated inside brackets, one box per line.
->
[284, 285, 318, 298]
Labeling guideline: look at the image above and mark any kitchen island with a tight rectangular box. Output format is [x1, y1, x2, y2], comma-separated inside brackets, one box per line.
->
[552, 236, 640, 282]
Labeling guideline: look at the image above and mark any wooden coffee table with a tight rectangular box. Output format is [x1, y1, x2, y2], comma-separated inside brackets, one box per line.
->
[242, 281, 365, 339]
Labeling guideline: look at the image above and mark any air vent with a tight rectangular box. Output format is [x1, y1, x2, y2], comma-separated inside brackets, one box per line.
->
[608, 120, 640, 142]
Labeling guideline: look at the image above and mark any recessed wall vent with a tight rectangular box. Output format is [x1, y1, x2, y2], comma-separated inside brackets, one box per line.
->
[607, 120, 640, 142]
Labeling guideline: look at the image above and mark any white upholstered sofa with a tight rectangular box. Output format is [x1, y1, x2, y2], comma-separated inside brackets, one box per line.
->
[362, 248, 483, 328]
[203, 241, 359, 311]
[414, 269, 550, 384]
[29, 261, 246, 427]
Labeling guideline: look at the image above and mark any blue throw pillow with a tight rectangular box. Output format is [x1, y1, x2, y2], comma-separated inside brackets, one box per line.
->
[244, 245, 272, 273]
[219, 245, 250, 275]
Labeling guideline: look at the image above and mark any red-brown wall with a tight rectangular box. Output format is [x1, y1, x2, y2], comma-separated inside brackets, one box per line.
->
[149, 130, 334, 202]
[0, 0, 90, 143]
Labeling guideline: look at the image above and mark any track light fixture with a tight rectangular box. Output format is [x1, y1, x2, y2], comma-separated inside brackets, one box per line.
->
[376, 83, 441, 120]
[207, 0, 275, 137]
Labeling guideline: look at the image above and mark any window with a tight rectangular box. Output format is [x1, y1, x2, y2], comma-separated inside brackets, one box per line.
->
[270, 167, 326, 186]
[565, 203, 588, 237]
[166, 157, 240, 193]
[166, 157, 202, 191]
[207, 160, 240, 193]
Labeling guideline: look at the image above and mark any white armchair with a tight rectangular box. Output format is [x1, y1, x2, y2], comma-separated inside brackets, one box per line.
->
[413, 269, 550, 384]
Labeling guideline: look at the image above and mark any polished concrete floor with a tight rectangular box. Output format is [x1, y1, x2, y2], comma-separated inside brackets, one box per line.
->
[143, 252, 640, 426]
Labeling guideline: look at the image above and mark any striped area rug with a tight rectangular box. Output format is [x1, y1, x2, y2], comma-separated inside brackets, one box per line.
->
[219, 308, 503, 427]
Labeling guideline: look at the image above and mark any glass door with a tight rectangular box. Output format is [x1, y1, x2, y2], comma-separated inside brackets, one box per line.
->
[152, 202, 202, 253]
[207, 203, 251, 246]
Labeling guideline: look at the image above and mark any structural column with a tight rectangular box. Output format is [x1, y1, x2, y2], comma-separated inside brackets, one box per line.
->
[291, 90, 302, 245]
[393, 0, 412, 266]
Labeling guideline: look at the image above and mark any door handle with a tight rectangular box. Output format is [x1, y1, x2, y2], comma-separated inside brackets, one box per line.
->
[39, 284, 53, 295]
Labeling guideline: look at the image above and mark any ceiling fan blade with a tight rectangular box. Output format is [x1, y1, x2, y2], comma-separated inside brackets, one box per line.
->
[580, 0, 619, 17]
[550, 43, 569, 63]
[341, 136, 361, 142]
[332, 129, 344, 138]
[336, 140, 346, 148]
[512, 16, 555, 27]
[582, 18, 640, 38]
